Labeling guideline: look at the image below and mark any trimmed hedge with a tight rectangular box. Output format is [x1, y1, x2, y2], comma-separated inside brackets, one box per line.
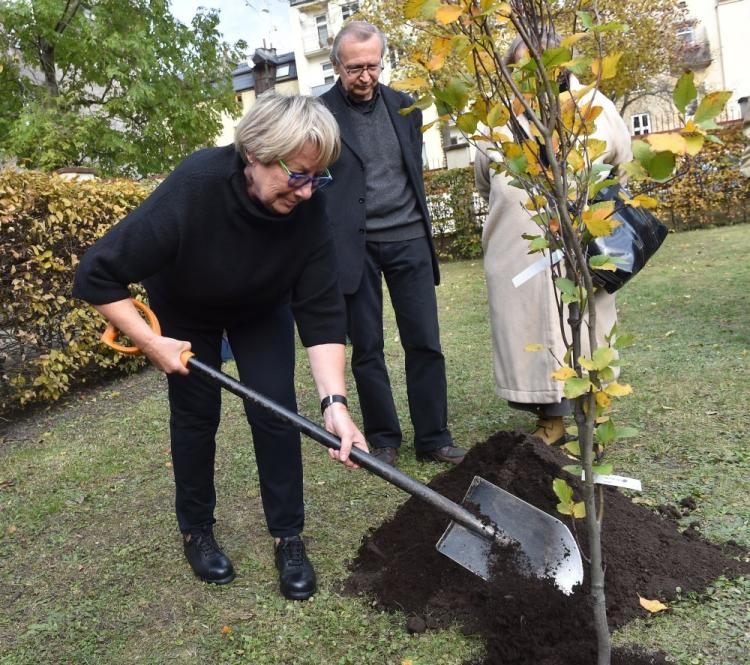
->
[425, 125, 750, 261]
[656, 124, 750, 230]
[0, 169, 150, 415]
[425, 166, 486, 261]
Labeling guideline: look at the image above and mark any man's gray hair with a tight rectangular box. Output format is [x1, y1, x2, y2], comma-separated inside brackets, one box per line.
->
[234, 91, 341, 167]
[330, 20, 387, 65]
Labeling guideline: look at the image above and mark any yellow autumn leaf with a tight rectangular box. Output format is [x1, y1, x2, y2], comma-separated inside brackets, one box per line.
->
[221, 625, 233, 635]
[594, 390, 612, 408]
[525, 343, 545, 352]
[402, 660, 414, 665]
[682, 132, 705, 156]
[630, 194, 659, 209]
[591, 52, 622, 80]
[583, 204, 620, 237]
[567, 148, 585, 172]
[638, 596, 668, 613]
[604, 382, 633, 397]
[391, 77, 429, 91]
[561, 32, 588, 48]
[551, 366, 577, 380]
[435, 4, 463, 24]
[587, 138, 607, 162]
[646, 132, 688, 155]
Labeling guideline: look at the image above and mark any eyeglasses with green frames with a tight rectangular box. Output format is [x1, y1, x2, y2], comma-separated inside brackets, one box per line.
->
[278, 160, 333, 192]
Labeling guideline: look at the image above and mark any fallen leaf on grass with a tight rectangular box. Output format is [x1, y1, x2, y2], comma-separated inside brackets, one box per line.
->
[221, 625, 232, 635]
[639, 595, 668, 613]
[7, 524, 17, 535]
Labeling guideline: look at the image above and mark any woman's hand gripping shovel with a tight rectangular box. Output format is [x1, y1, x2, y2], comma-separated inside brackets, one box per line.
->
[101, 299, 584, 594]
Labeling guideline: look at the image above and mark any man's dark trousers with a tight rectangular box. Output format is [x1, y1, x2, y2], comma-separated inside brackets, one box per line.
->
[346, 237, 451, 454]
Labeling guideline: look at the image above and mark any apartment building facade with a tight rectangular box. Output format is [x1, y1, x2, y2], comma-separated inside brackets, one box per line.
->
[627, 0, 749, 136]
[287, 0, 450, 170]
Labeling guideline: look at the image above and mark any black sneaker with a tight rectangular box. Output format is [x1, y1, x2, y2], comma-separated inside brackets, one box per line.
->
[183, 527, 235, 585]
[274, 535, 316, 600]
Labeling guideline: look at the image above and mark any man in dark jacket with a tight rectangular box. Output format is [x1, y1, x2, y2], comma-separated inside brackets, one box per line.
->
[320, 21, 465, 466]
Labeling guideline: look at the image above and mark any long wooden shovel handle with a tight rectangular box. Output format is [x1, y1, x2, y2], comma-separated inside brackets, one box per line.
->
[100, 298, 162, 355]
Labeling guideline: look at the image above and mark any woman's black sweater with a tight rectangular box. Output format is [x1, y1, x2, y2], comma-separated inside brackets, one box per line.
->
[72, 145, 346, 347]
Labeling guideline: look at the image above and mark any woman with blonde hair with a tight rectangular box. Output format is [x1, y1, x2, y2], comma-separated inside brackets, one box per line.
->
[74, 91, 367, 600]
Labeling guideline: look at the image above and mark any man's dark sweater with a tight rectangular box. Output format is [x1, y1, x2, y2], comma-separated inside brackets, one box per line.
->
[73, 145, 345, 347]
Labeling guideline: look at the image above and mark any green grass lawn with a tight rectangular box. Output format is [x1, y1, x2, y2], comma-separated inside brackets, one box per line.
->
[0, 224, 748, 664]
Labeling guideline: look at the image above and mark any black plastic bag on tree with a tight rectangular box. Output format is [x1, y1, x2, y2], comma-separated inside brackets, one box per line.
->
[587, 183, 669, 293]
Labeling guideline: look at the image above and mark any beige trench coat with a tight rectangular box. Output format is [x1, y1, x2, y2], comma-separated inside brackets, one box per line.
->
[474, 84, 633, 405]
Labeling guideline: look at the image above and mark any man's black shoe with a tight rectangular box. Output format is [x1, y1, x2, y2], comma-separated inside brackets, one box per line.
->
[417, 444, 467, 465]
[371, 446, 398, 466]
[183, 527, 235, 585]
[275, 535, 316, 600]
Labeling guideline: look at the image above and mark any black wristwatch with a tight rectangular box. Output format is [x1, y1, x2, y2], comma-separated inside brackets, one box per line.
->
[320, 394, 348, 415]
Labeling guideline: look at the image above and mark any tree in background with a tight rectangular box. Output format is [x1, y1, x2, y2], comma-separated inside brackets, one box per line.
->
[559, 0, 687, 115]
[0, 0, 244, 176]
[360, 0, 686, 116]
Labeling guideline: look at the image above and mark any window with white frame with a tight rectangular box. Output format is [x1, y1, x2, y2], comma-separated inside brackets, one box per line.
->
[341, 2, 359, 20]
[276, 64, 290, 78]
[631, 113, 651, 136]
[316, 14, 329, 48]
[322, 62, 334, 85]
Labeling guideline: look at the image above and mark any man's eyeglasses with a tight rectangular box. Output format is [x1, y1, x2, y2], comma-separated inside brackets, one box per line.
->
[279, 160, 333, 192]
[343, 62, 383, 77]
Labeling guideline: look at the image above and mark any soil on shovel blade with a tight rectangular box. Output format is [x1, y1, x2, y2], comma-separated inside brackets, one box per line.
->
[344, 432, 749, 665]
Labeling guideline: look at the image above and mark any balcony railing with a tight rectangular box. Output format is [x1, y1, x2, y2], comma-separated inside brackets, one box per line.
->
[302, 28, 333, 55]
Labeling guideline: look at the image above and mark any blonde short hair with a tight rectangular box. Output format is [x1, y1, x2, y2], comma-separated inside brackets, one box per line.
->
[234, 91, 341, 167]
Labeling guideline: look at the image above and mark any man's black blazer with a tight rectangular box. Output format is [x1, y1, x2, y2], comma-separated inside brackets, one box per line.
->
[319, 82, 440, 295]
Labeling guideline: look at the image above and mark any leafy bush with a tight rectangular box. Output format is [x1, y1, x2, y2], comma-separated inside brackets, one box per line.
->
[0, 169, 151, 415]
[424, 125, 749, 261]
[656, 124, 750, 230]
[425, 166, 486, 260]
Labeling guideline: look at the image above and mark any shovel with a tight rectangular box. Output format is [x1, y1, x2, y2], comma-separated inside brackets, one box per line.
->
[101, 299, 583, 594]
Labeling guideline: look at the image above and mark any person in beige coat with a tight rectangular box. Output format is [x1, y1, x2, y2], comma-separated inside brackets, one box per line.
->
[474, 39, 633, 445]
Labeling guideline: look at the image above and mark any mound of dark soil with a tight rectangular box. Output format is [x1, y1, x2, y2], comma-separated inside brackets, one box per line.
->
[345, 432, 749, 665]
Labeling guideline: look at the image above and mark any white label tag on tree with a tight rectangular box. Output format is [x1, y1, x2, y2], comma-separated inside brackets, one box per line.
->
[512, 249, 564, 287]
[581, 471, 642, 491]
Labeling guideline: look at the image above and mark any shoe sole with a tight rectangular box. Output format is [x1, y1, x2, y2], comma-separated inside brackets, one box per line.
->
[282, 587, 316, 601]
[196, 570, 236, 585]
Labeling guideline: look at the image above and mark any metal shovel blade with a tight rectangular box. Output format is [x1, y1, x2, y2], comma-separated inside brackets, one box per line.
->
[436, 476, 584, 595]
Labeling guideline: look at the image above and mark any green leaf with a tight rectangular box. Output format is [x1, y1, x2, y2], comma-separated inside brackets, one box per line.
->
[647, 151, 676, 182]
[433, 77, 471, 114]
[614, 426, 639, 439]
[563, 377, 592, 399]
[591, 346, 615, 371]
[673, 72, 697, 114]
[693, 91, 732, 125]
[596, 419, 616, 444]
[455, 112, 478, 134]
[613, 332, 635, 349]
[564, 439, 581, 456]
[576, 10, 594, 29]
[566, 57, 593, 77]
[553, 478, 573, 504]
[528, 236, 549, 252]
[592, 463, 613, 475]
[591, 21, 629, 33]
[632, 139, 655, 164]
[562, 464, 582, 476]
[542, 47, 572, 68]
[555, 277, 577, 297]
